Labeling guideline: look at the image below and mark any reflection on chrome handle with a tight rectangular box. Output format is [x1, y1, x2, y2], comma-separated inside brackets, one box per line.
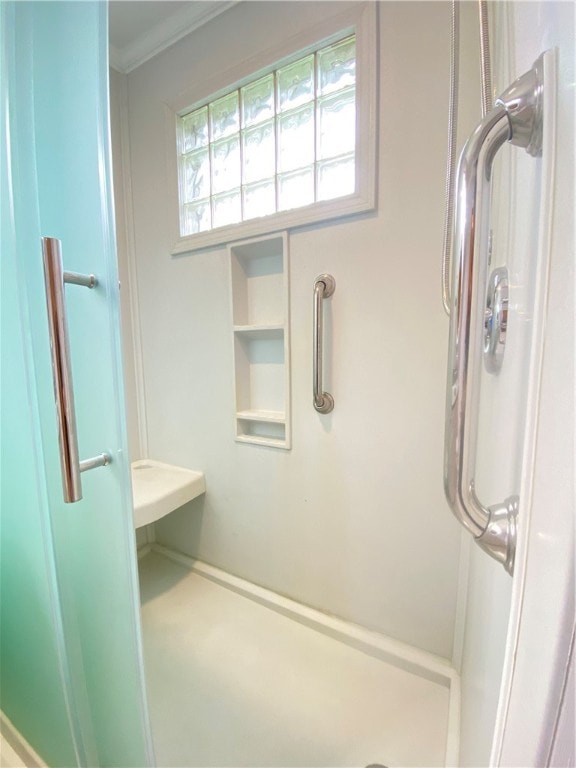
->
[443, 54, 545, 574]
[41, 237, 111, 503]
[313, 274, 335, 414]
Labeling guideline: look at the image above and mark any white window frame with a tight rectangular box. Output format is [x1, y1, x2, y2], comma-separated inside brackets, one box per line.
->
[167, 2, 378, 255]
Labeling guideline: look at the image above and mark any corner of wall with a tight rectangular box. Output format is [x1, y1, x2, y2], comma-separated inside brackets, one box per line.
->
[109, 67, 148, 461]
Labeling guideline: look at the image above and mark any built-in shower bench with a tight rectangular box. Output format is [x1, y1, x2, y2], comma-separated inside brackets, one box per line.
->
[131, 460, 205, 529]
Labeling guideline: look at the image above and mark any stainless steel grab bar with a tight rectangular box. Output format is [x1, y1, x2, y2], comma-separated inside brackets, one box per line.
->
[42, 237, 111, 503]
[313, 274, 335, 414]
[443, 54, 545, 574]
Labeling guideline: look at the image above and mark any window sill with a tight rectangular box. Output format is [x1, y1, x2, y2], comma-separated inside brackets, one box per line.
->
[171, 191, 373, 255]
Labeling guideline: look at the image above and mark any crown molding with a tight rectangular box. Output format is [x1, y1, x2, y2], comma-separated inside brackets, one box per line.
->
[110, 2, 238, 74]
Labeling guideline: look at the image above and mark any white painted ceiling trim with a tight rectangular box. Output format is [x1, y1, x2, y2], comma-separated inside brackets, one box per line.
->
[109, 1, 237, 74]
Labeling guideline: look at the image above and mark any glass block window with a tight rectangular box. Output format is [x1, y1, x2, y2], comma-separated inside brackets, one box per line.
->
[178, 35, 356, 236]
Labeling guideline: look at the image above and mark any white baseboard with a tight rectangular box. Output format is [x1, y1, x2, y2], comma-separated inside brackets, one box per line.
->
[137, 543, 152, 560]
[0, 712, 47, 768]
[149, 543, 461, 765]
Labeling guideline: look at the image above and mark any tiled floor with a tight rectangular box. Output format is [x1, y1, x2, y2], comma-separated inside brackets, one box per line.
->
[139, 551, 450, 767]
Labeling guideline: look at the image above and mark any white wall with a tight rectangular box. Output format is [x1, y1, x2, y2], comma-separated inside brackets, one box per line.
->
[113, 1, 471, 660]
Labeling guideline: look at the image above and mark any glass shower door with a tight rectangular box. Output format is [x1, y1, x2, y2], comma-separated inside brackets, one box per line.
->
[1, 3, 153, 765]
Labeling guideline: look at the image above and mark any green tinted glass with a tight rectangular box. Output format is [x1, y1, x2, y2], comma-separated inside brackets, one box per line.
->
[1, 8, 78, 764]
[2, 3, 153, 765]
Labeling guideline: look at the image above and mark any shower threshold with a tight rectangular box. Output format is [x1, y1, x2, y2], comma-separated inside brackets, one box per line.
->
[138, 547, 457, 767]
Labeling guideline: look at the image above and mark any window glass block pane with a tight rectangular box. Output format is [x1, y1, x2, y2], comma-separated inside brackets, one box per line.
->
[212, 189, 242, 228]
[242, 120, 275, 184]
[211, 135, 241, 193]
[241, 75, 274, 127]
[317, 88, 356, 160]
[243, 180, 276, 220]
[183, 148, 210, 202]
[176, 34, 361, 237]
[278, 167, 314, 211]
[183, 199, 211, 234]
[209, 91, 239, 140]
[278, 104, 314, 173]
[277, 55, 314, 112]
[181, 107, 208, 153]
[317, 36, 356, 96]
[317, 155, 355, 200]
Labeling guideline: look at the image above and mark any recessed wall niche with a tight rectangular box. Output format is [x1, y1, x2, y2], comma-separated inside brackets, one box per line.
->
[229, 232, 290, 448]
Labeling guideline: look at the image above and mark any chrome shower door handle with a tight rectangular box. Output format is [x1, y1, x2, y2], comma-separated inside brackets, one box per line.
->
[313, 274, 335, 414]
[443, 54, 545, 574]
[42, 237, 111, 503]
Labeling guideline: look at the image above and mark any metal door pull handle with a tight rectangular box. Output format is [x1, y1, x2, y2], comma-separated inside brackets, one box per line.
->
[443, 54, 545, 573]
[313, 274, 335, 414]
[42, 237, 111, 503]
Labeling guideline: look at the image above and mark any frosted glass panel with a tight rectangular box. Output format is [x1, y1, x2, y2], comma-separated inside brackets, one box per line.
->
[278, 167, 314, 210]
[211, 135, 241, 193]
[184, 149, 210, 201]
[318, 88, 356, 160]
[1, 8, 78, 765]
[317, 155, 355, 200]
[277, 55, 314, 112]
[243, 180, 276, 219]
[184, 199, 212, 233]
[241, 75, 274, 126]
[181, 107, 208, 152]
[209, 92, 239, 140]
[278, 105, 314, 172]
[242, 120, 275, 183]
[317, 36, 356, 95]
[213, 189, 242, 227]
[2, 4, 153, 766]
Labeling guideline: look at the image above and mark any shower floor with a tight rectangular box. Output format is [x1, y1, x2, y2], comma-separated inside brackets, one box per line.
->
[138, 549, 452, 767]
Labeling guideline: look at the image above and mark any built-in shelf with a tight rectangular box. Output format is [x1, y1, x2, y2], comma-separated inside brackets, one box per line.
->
[229, 232, 290, 449]
[235, 430, 285, 446]
[236, 409, 285, 423]
[233, 324, 284, 339]
[131, 460, 205, 529]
